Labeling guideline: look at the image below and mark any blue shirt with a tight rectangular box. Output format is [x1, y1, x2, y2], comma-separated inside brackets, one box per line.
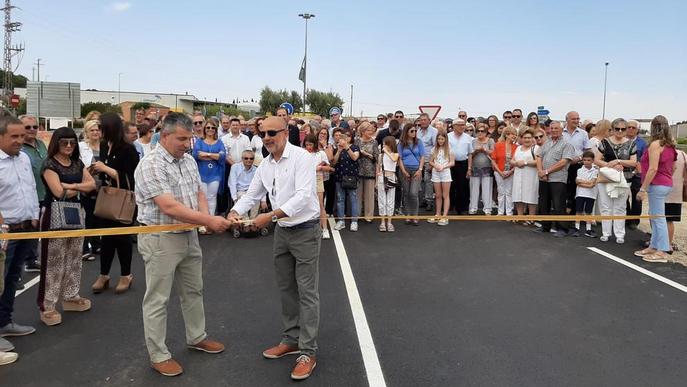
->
[228, 164, 257, 201]
[193, 139, 226, 189]
[398, 142, 424, 169]
[417, 125, 438, 160]
[151, 131, 160, 147]
[133, 141, 144, 159]
[448, 132, 474, 161]
[632, 136, 647, 162]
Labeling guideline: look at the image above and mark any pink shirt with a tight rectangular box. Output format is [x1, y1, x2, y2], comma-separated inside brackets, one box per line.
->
[640, 144, 676, 187]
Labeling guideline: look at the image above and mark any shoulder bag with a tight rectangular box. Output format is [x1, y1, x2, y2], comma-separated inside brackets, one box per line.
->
[94, 173, 136, 224]
[50, 192, 85, 230]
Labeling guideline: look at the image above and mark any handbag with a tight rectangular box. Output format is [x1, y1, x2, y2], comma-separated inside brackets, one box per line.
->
[341, 175, 358, 190]
[49, 192, 85, 230]
[681, 151, 687, 202]
[380, 153, 399, 190]
[94, 174, 136, 224]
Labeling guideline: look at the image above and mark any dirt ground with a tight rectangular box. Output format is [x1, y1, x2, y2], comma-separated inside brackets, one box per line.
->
[637, 202, 687, 266]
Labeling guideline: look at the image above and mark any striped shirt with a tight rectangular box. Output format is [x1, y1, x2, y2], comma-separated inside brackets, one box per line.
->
[537, 137, 575, 183]
[134, 145, 202, 226]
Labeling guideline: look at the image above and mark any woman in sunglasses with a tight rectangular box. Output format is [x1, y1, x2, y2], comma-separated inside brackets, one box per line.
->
[592, 118, 636, 244]
[38, 127, 97, 326]
[332, 128, 361, 231]
[467, 123, 495, 215]
[193, 117, 226, 234]
[397, 123, 425, 224]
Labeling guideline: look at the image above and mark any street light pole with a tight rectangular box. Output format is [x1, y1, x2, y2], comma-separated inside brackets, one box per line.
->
[118, 72, 123, 105]
[298, 13, 314, 113]
[602, 62, 609, 119]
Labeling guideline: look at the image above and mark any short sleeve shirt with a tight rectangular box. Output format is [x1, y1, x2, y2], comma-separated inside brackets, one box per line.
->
[135, 145, 202, 225]
[576, 165, 598, 199]
[334, 144, 360, 182]
[539, 137, 575, 183]
[41, 158, 85, 206]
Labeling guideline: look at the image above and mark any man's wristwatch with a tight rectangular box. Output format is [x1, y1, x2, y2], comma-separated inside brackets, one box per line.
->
[271, 213, 279, 223]
[639, 188, 647, 193]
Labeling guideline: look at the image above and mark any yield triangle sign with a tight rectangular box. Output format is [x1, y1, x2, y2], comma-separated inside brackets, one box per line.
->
[418, 105, 442, 121]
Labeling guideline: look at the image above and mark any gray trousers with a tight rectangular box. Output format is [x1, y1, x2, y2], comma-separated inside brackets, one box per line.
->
[273, 224, 321, 357]
[139, 231, 207, 363]
[422, 166, 434, 204]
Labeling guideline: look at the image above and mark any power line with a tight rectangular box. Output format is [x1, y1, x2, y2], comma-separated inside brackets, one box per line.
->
[1, 0, 24, 96]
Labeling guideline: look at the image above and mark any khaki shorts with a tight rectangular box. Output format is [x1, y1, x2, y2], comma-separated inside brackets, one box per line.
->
[316, 175, 325, 193]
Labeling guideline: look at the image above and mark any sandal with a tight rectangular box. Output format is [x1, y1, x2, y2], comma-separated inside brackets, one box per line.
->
[40, 310, 62, 326]
[387, 223, 395, 232]
[63, 297, 92, 312]
[378, 223, 386, 232]
[634, 248, 656, 257]
[642, 253, 668, 263]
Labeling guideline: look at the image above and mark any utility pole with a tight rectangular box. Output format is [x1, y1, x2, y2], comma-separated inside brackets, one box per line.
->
[298, 13, 315, 113]
[1, 0, 24, 97]
[602, 62, 609, 119]
[35, 58, 42, 82]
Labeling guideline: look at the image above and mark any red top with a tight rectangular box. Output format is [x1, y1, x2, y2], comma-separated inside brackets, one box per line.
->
[491, 141, 518, 171]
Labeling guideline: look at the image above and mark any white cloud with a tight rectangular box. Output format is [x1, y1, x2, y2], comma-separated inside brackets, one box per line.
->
[107, 2, 131, 13]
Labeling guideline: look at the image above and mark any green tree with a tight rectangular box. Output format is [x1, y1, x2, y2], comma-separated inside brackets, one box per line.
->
[80, 102, 122, 117]
[306, 89, 344, 118]
[196, 103, 251, 119]
[0, 69, 28, 89]
[131, 102, 151, 111]
[259, 86, 303, 114]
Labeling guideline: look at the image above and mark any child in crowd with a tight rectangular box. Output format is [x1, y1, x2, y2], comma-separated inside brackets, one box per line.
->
[305, 134, 334, 239]
[428, 131, 455, 225]
[377, 136, 399, 232]
[573, 151, 598, 237]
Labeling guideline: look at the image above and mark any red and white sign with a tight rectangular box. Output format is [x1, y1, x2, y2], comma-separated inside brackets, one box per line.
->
[10, 94, 20, 108]
[418, 105, 442, 121]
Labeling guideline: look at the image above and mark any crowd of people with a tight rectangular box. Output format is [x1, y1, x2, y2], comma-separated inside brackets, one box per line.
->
[0, 104, 682, 374]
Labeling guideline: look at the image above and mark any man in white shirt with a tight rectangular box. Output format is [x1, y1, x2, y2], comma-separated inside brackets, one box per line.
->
[228, 117, 321, 381]
[0, 116, 38, 355]
[562, 111, 591, 214]
[220, 117, 251, 212]
[448, 119, 473, 214]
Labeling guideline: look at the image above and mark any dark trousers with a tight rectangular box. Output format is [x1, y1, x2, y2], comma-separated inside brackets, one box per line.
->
[566, 163, 582, 214]
[216, 164, 233, 215]
[538, 181, 569, 231]
[450, 160, 470, 213]
[82, 195, 101, 254]
[627, 175, 642, 226]
[0, 237, 33, 326]
[100, 234, 133, 276]
[324, 177, 336, 215]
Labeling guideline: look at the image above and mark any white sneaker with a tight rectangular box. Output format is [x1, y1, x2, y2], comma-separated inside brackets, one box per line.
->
[550, 228, 558, 233]
[600, 236, 609, 242]
[616, 238, 625, 244]
[427, 218, 437, 223]
[334, 221, 346, 231]
[0, 351, 18, 366]
[437, 219, 448, 226]
[322, 228, 330, 240]
[350, 222, 358, 232]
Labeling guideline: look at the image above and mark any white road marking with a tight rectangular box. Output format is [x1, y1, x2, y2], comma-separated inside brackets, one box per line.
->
[588, 247, 687, 294]
[328, 218, 387, 387]
[15, 275, 41, 297]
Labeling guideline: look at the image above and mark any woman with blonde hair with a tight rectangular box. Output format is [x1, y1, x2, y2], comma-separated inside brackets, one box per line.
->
[491, 126, 519, 216]
[590, 119, 611, 150]
[428, 131, 454, 225]
[634, 115, 677, 262]
[354, 121, 379, 222]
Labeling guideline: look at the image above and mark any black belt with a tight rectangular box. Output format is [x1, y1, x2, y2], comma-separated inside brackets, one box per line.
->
[8, 220, 34, 232]
[278, 218, 319, 230]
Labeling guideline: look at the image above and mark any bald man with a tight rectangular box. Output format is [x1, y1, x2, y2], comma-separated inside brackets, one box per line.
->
[229, 116, 321, 380]
[562, 111, 591, 214]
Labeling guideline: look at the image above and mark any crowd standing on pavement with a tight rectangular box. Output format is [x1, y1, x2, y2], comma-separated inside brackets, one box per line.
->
[0, 103, 683, 380]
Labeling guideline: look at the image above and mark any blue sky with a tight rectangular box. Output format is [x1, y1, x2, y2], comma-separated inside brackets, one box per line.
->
[13, 0, 687, 121]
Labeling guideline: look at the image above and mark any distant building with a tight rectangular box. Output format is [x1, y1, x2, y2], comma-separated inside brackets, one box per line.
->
[26, 81, 80, 120]
[81, 89, 198, 113]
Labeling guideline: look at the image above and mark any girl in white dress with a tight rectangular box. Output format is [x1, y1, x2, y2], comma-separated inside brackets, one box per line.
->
[512, 129, 540, 221]
[428, 131, 455, 225]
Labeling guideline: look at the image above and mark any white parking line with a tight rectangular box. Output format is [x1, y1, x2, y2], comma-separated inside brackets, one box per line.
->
[588, 247, 687, 294]
[15, 275, 40, 297]
[328, 219, 387, 387]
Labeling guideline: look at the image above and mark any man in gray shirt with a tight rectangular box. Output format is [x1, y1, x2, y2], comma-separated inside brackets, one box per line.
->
[534, 121, 575, 237]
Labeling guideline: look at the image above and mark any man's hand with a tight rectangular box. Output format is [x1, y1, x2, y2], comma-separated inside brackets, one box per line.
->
[226, 211, 242, 226]
[207, 216, 232, 233]
[252, 213, 273, 229]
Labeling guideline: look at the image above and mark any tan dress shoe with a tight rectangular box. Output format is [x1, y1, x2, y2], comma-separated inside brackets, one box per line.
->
[262, 343, 300, 359]
[62, 297, 91, 312]
[92, 275, 110, 294]
[188, 339, 225, 354]
[151, 359, 183, 377]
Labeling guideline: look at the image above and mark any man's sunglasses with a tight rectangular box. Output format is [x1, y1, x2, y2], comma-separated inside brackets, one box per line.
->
[534, 135, 544, 139]
[25, 125, 39, 130]
[512, 115, 522, 118]
[394, 115, 403, 119]
[193, 121, 204, 125]
[243, 157, 254, 160]
[458, 115, 467, 118]
[504, 116, 513, 119]
[258, 129, 286, 138]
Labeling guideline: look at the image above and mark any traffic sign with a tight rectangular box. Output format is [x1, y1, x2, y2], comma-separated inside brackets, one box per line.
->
[279, 102, 294, 115]
[10, 94, 19, 108]
[418, 105, 442, 121]
[537, 109, 550, 116]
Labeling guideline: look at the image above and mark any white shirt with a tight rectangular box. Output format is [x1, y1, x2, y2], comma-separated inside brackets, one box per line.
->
[0, 149, 40, 223]
[250, 135, 264, 164]
[576, 165, 598, 199]
[448, 132, 474, 161]
[221, 132, 251, 165]
[79, 141, 96, 166]
[232, 142, 319, 227]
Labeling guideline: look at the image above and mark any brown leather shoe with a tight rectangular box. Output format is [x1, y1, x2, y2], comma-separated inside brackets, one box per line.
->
[151, 359, 183, 377]
[291, 355, 316, 380]
[92, 275, 110, 294]
[62, 297, 91, 312]
[187, 339, 225, 354]
[262, 343, 300, 359]
[115, 275, 133, 294]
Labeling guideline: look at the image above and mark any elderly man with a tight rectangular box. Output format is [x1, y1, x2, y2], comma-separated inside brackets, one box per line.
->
[228, 149, 265, 219]
[562, 111, 591, 214]
[416, 113, 438, 211]
[229, 116, 321, 381]
[535, 121, 576, 237]
[19, 114, 46, 275]
[0, 116, 38, 353]
[626, 120, 647, 228]
[448, 119, 473, 214]
[134, 113, 232, 377]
